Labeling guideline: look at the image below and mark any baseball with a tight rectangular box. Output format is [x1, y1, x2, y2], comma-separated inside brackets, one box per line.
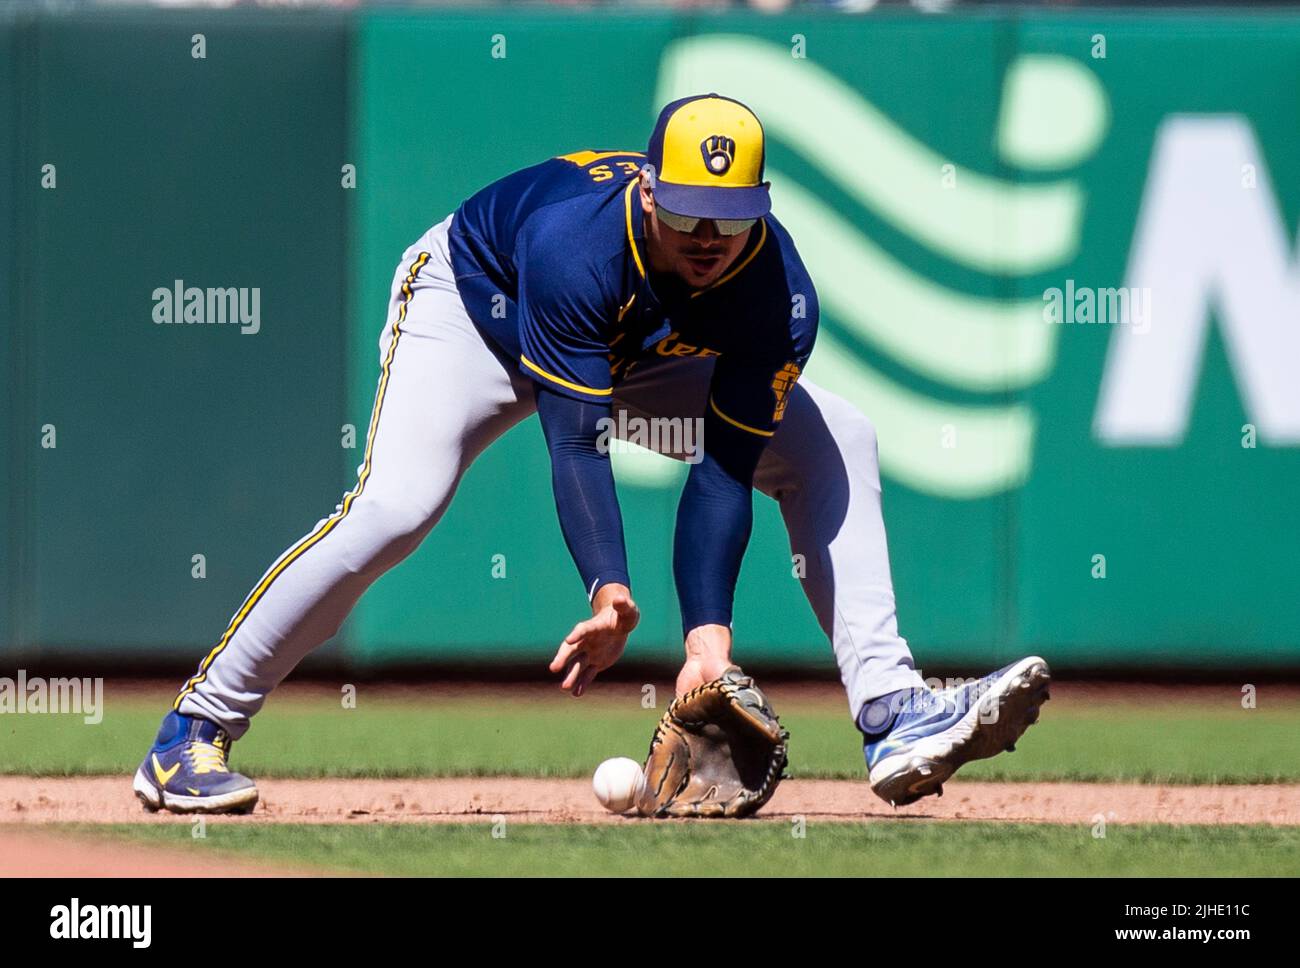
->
[592, 757, 645, 814]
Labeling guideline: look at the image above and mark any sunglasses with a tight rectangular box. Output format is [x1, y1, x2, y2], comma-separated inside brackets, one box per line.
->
[656, 205, 757, 237]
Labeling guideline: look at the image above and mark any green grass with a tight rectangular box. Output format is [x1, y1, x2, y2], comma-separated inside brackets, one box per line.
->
[2, 687, 1298, 783]
[40, 820, 1300, 877]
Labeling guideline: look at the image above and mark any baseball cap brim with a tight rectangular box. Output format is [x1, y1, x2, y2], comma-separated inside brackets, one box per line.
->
[656, 180, 771, 220]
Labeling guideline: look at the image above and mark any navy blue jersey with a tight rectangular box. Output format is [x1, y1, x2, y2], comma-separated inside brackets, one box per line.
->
[449, 150, 818, 438]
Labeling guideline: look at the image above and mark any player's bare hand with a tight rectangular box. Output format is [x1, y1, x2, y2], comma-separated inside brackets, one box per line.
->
[550, 584, 639, 697]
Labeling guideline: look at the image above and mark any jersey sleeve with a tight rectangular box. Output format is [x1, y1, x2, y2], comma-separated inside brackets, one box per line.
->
[671, 353, 807, 636]
[515, 219, 616, 402]
[535, 387, 630, 599]
[671, 297, 817, 634]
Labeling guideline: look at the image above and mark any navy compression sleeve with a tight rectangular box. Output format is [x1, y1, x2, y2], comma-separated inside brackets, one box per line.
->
[672, 416, 768, 636]
[535, 387, 631, 599]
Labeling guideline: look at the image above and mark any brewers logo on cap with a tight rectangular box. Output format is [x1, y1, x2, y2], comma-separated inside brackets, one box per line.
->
[646, 94, 771, 220]
[700, 135, 736, 176]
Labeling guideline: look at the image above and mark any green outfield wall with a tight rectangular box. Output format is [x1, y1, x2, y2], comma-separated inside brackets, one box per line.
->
[4, 9, 1299, 673]
[2, 11, 354, 663]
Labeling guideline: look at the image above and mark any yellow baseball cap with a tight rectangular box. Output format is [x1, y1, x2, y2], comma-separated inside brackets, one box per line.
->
[645, 93, 771, 220]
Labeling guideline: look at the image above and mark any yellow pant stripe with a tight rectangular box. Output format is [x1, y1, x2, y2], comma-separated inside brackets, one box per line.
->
[173, 251, 432, 711]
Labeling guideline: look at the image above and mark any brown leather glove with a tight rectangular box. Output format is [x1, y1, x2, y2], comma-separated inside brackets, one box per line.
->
[636, 666, 789, 819]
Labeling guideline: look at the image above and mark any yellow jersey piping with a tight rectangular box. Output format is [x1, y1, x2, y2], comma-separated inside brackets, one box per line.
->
[521, 355, 613, 397]
[710, 396, 776, 437]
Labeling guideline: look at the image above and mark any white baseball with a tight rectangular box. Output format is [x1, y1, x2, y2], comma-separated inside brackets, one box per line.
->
[592, 757, 645, 814]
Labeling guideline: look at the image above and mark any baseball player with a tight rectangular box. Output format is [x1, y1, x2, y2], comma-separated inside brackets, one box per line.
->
[134, 94, 1050, 815]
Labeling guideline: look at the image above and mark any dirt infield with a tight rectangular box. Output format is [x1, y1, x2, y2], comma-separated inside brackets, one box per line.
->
[4, 679, 1296, 875]
[4, 776, 1298, 828]
[5, 775, 1297, 876]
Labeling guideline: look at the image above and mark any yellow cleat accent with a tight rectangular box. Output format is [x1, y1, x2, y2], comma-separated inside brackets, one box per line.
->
[151, 754, 181, 786]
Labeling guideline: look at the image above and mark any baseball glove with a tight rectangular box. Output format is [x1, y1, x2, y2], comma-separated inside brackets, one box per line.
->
[636, 666, 789, 819]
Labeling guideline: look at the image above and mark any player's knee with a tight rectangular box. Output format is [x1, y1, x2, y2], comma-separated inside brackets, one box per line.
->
[373, 493, 442, 540]
[835, 408, 878, 458]
[343, 493, 440, 568]
[859, 413, 879, 453]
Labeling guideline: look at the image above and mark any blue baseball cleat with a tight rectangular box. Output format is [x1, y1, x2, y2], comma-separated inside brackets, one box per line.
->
[862, 656, 1051, 807]
[132, 711, 259, 814]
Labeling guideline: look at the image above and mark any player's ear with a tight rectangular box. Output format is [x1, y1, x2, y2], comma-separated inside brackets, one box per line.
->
[638, 164, 657, 216]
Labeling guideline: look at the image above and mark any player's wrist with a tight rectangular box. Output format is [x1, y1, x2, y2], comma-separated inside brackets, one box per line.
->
[676, 624, 734, 696]
[591, 580, 633, 613]
[683, 622, 733, 661]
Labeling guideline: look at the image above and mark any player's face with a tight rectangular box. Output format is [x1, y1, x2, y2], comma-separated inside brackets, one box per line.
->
[640, 180, 753, 289]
